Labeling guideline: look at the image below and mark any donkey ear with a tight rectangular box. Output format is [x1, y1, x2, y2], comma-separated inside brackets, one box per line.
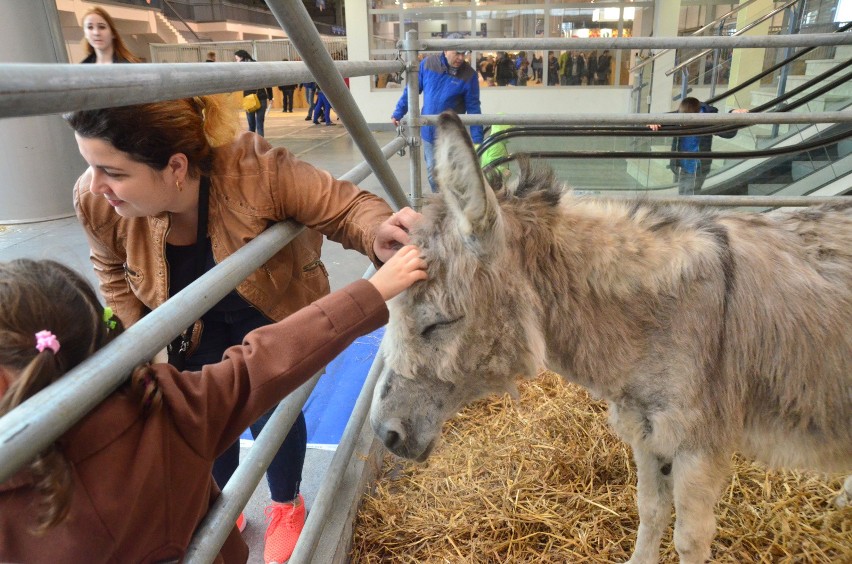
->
[433, 111, 502, 255]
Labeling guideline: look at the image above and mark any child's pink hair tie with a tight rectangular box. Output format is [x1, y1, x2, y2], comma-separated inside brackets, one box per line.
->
[35, 330, 61, 354]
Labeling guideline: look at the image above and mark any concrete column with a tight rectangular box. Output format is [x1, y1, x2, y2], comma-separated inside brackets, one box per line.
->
[728, 0, 774, 111]
[648, 0, 680, 114]
[0, 0, 84, 223]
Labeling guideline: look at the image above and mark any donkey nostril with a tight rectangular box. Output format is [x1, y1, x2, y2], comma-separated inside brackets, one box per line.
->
[380, 418, 406, 451]
[384, 430, 401, 449]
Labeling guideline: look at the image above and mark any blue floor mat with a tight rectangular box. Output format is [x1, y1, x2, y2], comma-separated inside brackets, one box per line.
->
[239, 326, 384, 445]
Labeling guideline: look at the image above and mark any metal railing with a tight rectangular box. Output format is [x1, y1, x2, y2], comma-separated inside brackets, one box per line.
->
[162, 0, 208, 42]
[413, 33, 852, 51]
[149, 37, 349, 63]
[629, 0, 760, 73]
[0, 60, 403, 119]
[2, 12, 852, 563]
[667, 0, 802, 77]
[164, 0, 280, 27]
[184, 137, 405, 564]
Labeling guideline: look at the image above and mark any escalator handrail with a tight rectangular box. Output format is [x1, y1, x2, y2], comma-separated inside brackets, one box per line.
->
[481, 127, 852, 176]
[754, 66, 852, 113]
[705, 21, 852, 106]
[478, 63, 852, 155]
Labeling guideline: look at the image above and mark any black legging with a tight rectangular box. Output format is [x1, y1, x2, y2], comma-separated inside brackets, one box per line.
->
[187, 308, 305, 502]
[281, 89, 294, 112]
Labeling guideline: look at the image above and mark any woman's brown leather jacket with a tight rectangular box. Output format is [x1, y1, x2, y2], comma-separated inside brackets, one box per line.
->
[74, 132, 392, 338]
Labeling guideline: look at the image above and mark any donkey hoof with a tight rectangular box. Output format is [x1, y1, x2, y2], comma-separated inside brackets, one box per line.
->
[835, 476, 852, 508]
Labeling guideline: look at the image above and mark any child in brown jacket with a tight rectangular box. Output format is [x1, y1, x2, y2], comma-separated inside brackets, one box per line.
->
[0, 247, 426, 562]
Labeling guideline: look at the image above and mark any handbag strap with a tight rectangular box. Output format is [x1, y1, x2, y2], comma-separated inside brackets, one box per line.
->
[193, 175, 210, 279]
[175, 175, 210, 355]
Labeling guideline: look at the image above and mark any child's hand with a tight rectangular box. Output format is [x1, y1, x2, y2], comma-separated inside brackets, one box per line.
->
[369, 245, 427, 300]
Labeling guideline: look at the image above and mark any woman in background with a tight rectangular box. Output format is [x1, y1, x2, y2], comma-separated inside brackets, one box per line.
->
[234, 49, 273, 137]
[80, 7, 139, 64]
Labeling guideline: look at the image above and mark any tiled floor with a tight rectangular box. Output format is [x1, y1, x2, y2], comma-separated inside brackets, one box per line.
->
[0, 109, 422, 563]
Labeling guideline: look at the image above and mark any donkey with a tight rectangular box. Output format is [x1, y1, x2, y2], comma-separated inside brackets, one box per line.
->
[370, 111, 852, 563]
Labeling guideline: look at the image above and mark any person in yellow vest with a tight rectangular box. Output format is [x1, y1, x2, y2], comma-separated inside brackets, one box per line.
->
[479, 123, 513, 186]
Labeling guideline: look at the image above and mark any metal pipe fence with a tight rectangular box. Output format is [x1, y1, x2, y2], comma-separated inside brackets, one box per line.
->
[288, 345, 384, 564]
[1, 14, 851, 563]
[264, 0, 409, 211]
[183, 135, 406, 563]
[402, 30, 424, 207]
[414, 112, 852, 127]
[0, 60, 404, 119]
[418, 33, 852, 52]
[0, 220, 303, 484]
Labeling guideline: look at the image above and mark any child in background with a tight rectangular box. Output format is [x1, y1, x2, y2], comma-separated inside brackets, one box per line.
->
[649, 97, 747, 195]
[0, 248, 426, 562]
[312, 86, 334, 126]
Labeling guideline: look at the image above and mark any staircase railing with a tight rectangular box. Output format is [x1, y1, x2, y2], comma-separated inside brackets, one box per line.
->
[667, 0, 802, 78]
[630, 0, 759, 73]
[162, 0, 206, 42]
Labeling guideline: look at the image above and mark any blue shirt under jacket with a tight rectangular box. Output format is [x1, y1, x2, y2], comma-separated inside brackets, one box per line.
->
[392, 52, 483, 144]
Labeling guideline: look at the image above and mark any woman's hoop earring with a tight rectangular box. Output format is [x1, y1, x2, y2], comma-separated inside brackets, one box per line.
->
[176, 180, 183, 192]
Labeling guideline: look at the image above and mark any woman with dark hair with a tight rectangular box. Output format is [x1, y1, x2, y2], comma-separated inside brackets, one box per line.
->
[80, 7, 139, 64]
[66, 94, 420, 563]
[234, 49, 273, 137]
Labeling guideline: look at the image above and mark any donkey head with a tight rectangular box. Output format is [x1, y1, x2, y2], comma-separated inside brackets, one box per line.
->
[370, 111, 546, 461]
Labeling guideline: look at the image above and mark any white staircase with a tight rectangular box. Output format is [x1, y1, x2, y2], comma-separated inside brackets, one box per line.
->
[748, 45, 852, 120]
[154, 11, 188, 45]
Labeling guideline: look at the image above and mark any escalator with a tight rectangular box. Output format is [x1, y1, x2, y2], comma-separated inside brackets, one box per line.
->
[479, 24, 852, 199]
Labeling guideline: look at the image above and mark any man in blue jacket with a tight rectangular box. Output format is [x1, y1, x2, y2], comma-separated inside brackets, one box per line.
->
[391, 33, 483, 192]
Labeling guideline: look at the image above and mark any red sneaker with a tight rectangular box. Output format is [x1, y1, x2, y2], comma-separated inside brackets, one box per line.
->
[236, 512, 246, 533]
[263, 494, 305, 563]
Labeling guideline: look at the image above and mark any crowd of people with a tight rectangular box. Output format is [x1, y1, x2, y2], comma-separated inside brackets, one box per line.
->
[476, 49, 612, 87]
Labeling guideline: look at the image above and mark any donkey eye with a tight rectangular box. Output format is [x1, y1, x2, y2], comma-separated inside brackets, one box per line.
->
[421, 317, 462, 338]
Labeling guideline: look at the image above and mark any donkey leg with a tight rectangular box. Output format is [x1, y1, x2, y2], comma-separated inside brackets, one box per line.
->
[626, 446, 673, 564]
[671, 451, 730, 564]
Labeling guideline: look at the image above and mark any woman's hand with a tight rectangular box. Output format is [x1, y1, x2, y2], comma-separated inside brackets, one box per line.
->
[369, 245, 427, 300]
[373, 207, 422, 263]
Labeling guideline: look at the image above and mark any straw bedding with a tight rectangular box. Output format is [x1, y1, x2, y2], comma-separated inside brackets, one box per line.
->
[352, 371, 851, 563]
